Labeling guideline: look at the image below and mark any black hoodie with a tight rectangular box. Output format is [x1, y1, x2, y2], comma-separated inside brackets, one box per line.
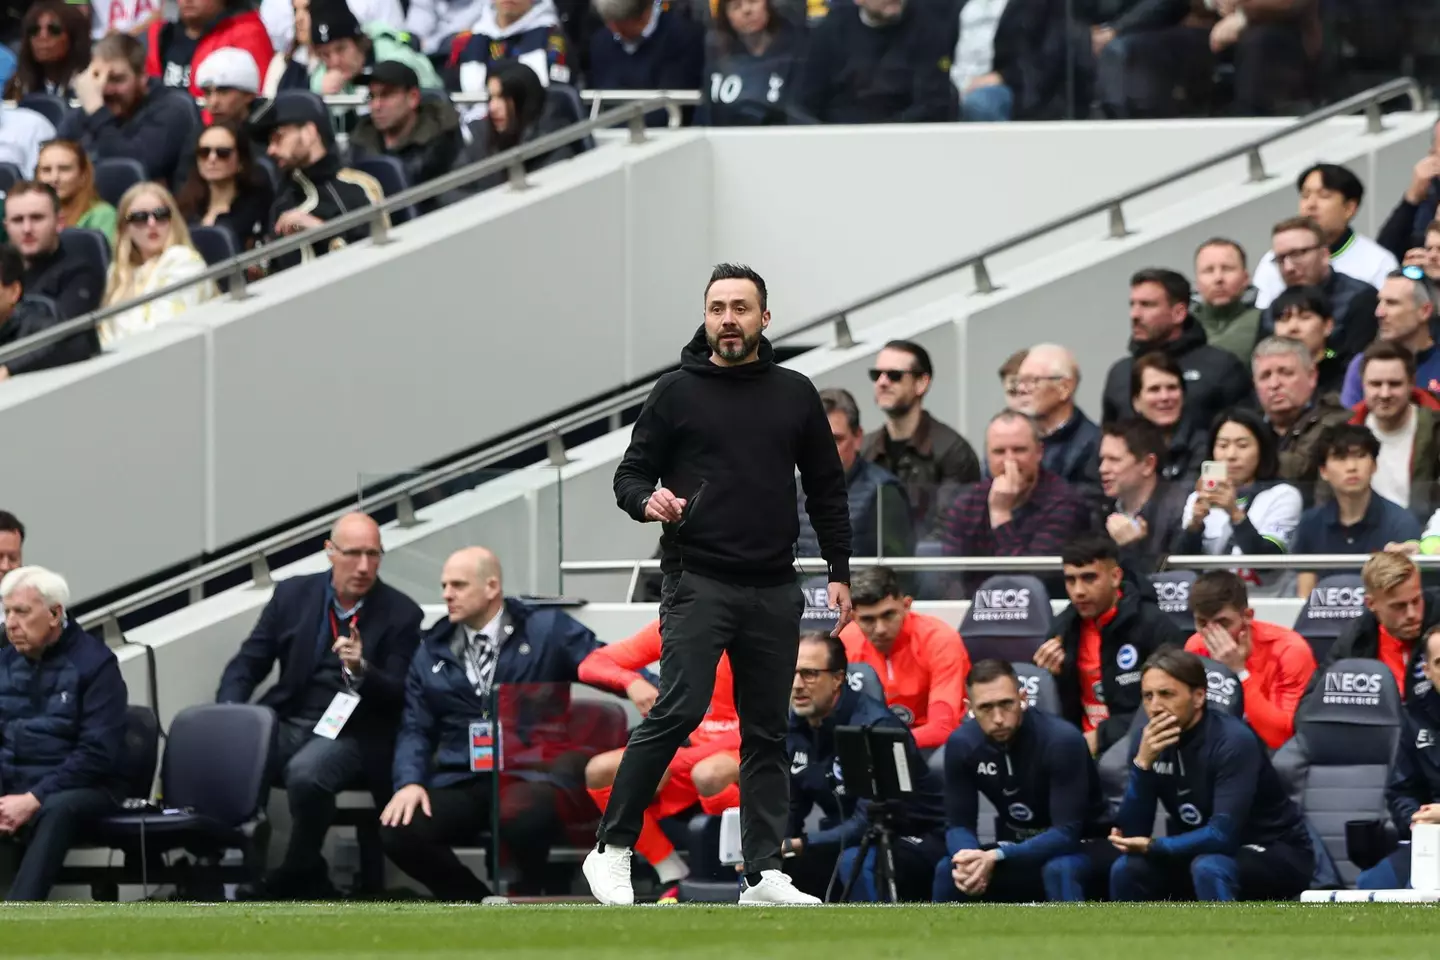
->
[1100, 316, 1252, 433]
[613, 325, 851, 586]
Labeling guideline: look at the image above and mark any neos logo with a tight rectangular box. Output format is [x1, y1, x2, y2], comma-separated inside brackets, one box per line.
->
[1177, 803, 1203, 826]
[1153, 580, 1191, 611]
[805, 587, 831, 610]
[975, 588, 1031, 608]
[1008, 803, 1034, 823]
[847, 671, 864, 692]
[1306, 585, 1366, 619]
[1206, 671, 1238, 700]
[1323, 672, 1384, 695]
[1116, 644, 1139, 671]
[1019, 674, 1041, 706]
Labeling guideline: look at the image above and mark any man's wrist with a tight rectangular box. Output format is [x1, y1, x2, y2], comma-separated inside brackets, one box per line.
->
[991, 847, 1006, 863]
[1236, 668, 1250, 682]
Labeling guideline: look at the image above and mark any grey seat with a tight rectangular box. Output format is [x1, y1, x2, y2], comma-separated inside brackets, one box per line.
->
[1011, 662, 1061, 714]
[1198, 656, 1246, 717]
[1272, 657, 1402, 886]
[846, 662, 886, 704]
[959, 575, 1053, 663]
[799, 575, 839, 635]
[1148, 569, 1197, 632]
[1292, 574, 1367, 664]
[927, 739, 996, 846]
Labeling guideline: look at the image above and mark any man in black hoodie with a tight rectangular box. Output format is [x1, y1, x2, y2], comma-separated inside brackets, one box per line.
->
[585, 263, 853, 907]
[1033, 535, 1187, 756]
[1102, 268, 1251, 429]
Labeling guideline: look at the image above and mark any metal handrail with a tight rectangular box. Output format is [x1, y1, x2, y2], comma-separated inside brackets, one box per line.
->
[0, 97, 681, 369]
[70, 79, 1425, 634]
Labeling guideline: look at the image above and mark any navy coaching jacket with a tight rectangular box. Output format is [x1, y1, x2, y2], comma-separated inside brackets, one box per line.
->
[1387, 688, 1440, 836]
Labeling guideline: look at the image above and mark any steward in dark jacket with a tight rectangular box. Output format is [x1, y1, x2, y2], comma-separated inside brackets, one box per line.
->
[1102, 316, 1251, 430]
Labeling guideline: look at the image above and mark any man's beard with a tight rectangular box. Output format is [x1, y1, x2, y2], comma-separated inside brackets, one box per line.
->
[708, 326, 760, 362]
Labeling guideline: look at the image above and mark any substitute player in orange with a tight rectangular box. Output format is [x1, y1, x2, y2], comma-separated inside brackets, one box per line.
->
[578, 620, 741, 896]
[840, 566, 970, 749]
[1185, 571, 1316, 748]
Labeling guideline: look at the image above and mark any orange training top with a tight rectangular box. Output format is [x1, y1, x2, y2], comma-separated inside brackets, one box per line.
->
[841, 611, 971, 750]
[1078, 604, 1119, 733]
[1377, 625, 1413, 701]
[1186, 619, 1317, 748]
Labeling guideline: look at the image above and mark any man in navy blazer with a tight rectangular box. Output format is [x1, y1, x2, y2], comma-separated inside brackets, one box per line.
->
[378, 545, 611, 899]
[217, 513, 423, 898]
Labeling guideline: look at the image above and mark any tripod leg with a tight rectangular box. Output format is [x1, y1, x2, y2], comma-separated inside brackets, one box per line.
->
[838, 831, 874, 903]
[878, 831, 898, 903]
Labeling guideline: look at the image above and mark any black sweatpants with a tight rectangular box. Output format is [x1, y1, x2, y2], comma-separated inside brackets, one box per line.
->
[0, 788, 115, 901]
[1110, 838, 1314, 901]
[598, 571, 805, 873]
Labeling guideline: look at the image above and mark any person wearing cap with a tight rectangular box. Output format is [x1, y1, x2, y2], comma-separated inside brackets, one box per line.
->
[308, 0, 440, 97]
[445, 0, 572, 113]
[195, 45, 264, 129]
[260, 0, 407, 60]
[145, 0, 273, 99]
[253, 91, 387, 272]
[349, 60, 462, 209]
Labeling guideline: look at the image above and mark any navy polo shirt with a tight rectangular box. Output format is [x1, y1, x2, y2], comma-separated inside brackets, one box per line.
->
[1291, 493, 1422, 555]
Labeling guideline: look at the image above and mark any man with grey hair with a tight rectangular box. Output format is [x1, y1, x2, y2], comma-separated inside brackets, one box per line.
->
[217, 512, 423, 899]
[0, 566, 127, 901]
[939, 411, 1089, 595]
[1339, 268, 1440, 406]
[587, 0, 703, 122]
[797, 387, 913, 560]
[1015, 344, 1100, 488]
[1252, 335, 1350, 488]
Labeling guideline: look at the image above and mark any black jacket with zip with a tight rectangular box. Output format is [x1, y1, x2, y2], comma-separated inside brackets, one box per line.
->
[1101, 316, 1251, 433]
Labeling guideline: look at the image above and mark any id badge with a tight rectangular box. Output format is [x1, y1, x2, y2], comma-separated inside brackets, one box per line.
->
[313, 692, 361, 740]
[469, 721, 495, 773]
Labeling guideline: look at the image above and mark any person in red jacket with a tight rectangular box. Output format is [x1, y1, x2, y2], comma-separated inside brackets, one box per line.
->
[577, 620, 741, 896]
[1185, 570, 1317, 749]
[145, 0, 273, 99]
[839, 565, 970, 750]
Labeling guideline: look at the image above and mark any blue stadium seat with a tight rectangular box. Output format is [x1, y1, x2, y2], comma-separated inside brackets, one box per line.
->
[0, 161, 22, 194]
[256, 155, 281, 193]
[846, 662, 885, 704]
[546, 85, 593, 152]
[1149, 569, 1197, 631]
[351, 154, 416, 224]
[59, 227, 111, 275]
[1011, 661, 1061, 714]
[959, 574, 1054, 662]
[190, 224, 240, 266]
[1293, 573, 1367, 663]
[19, 92, 67, 127]
[93, 156, 148, 208]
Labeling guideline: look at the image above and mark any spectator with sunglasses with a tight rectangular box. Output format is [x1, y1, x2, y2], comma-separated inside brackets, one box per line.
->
[97, 182, 216, 348]
[1340, 267, 1440, 408]
[3, 0, 90, 99]
[861, 340, 980, 541]
[175, 121, 274, 249]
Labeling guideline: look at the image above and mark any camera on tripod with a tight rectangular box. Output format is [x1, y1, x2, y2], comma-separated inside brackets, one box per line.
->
[832, 722, 917, 903]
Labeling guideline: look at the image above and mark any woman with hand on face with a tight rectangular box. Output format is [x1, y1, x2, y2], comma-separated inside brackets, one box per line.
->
[1176, 407, 1302, 597]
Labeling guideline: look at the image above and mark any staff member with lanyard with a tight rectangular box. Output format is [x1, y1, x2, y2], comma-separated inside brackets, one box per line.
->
[585, 263, 854, 906]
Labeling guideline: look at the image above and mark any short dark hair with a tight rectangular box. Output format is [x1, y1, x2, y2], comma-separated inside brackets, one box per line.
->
[1207, 406, 1280, 483]
[1130, 267, 1191, 306]
[1141, 648, 1207, 690]
[1427, 221, 1440, 241]
[850, 565, 904, 608]
[882, 339, 933, 379]
[1061, 534, 1120, 568]
[4, 180, 60, 214]
[966, 659, 1019, 689]
[1270, 284, 1333, 321]
[1195, 237, 1247, 269]
[1315, 422, 1381, 466]
[1191, 571, 1249, 621]
[94, 31, 145, 74]
[999, 348, 1028, 381]
[1361, 339, 1416, 382]
[1271, 215, 1325, 242]
[800, 631, 847, 672]
[819, 387, 861, 433]
[1298, 162, 1364, 206]
[0, 511, 24, 541]
[1101, 418, 1166, 466]
[705, 262, 767, 312]
[1129, 351, 1185, 402]
[0, 245, 24, 289]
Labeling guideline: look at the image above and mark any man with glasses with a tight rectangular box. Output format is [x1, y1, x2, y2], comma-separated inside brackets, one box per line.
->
[1257, 216, 1380, 362]
[784, 633, 944, 901]
[1340, 267, 1440, 407]
[216, 511, 423, 899]
[1014, 343, 1100, 488]
[860, 339, 980, 540]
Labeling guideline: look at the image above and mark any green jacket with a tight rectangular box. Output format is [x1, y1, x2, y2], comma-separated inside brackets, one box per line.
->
[310, 24, 442, 96]
[1191, 289, 1261, 364]
[75, 203, 117, 248]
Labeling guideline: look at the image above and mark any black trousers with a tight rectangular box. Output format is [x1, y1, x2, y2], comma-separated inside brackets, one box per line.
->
[598, 571, 805, 873]
[380, 776, 561, 900]
[0, 788, 115, 901]
[268, 719, 368, 885]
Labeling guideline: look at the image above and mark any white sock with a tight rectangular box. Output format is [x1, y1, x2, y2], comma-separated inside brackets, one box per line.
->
[655, 852, 690, 884]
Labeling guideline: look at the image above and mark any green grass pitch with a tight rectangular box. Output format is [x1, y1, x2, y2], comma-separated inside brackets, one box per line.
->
[0, 902, 1434, 959]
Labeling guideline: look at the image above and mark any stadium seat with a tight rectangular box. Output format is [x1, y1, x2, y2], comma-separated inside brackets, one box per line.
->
[93, 156, 147, 208]
[1198, 655, 1246, 717]
[256, 155, 281, 193]
[190, 224, 240, 267]
[1148, 569, 1197, 631]
[351, 155, 417, 225]
[60, 227, 112, 275]
[959, 575, 1053, 662]
[19, 92, 67, 127]
[1272, 658, 1403, 886]
[800, 575, 839, 635]
[546, 85, 594, 152]
[0, 161, 21, 194]
[1011, 661, 1061, 714]
[847, 662, 886, 704]
[1292, 573, 1368, 663]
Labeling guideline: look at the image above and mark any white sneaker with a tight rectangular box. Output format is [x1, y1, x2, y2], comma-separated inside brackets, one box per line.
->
[583, 845, 635, 905]
[738, 870, 822, 905]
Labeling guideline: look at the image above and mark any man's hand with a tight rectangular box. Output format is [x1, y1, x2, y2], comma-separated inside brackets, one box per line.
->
[1404, 247, 1430, 269]
[333, 626, 365, 673]
[0, 366, 11, 383]
[965, 72, 1002, 94]
[274, 209, 324, 236]
[1106, 513, 1147, 547]
[1108, 827, 1153, 855]
[1413, 804, 1440, 825]
[379, 784, 431, 827]
[321, 69, 349, 96]
[626, 678, 659, 716]
[1091, 25, 1115, 57]
[76, 60, 105, 114]
[829, 582, 853, 637]
[642, 487, 687, 523]
[1186, 489, 1212, 532]
[0, 793, 41, 834]
[1135, 711, 1181, 770]
[951, 848, 997, 895]
[1033, 636, 1065, 676]
[1407, 154, 1440, 204]
[1209, 11, 1246, 53]
[1201, 622, 1247, 674]
[1385, 541, 1420, 556]
[785, 837, 805, 857]
[988, 459, 1024, 526]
